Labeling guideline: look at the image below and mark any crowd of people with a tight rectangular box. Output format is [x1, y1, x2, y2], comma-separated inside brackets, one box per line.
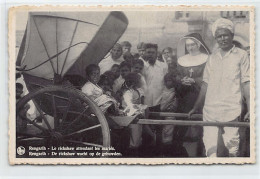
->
[77, 18, 250, 158]
[16, 17, 250, 158]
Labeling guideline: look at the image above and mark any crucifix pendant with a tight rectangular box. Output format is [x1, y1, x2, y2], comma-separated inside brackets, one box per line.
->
[189, 68, 194, 78]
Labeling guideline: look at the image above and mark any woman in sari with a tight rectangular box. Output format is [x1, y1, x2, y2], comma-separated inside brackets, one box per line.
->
[175, 33, 210, 157]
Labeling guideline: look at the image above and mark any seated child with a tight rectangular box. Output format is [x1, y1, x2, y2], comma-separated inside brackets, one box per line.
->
[160, 73, 178, 145]
[121, 73, 147, 150]
[81, 64, 119, 113]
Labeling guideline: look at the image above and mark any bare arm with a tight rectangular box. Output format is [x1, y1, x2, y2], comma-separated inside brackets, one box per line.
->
[242, 81, 250, 121]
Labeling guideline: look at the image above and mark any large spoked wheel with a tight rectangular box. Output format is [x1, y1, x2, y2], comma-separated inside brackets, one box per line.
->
[16, 86, 110, 157]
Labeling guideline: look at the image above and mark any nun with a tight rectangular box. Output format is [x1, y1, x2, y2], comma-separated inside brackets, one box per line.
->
[175, 33, 211, 157]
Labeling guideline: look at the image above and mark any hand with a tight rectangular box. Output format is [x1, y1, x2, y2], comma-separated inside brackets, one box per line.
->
[243, 112, 250, 122]
[181, 77, 195, 86]
[188, 108, 197, 119]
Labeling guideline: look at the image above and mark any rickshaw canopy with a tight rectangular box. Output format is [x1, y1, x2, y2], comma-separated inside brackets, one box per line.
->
[17, 11, 128, 79]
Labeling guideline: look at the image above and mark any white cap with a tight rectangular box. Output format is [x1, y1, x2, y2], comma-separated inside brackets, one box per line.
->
[212, 18, 234, 37]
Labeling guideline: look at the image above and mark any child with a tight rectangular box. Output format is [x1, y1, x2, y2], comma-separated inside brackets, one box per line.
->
[121, 73, 147, 152]
[110, 64, 120, 80]
[160, 73, 178, 145]
[131, 58, 147, 98]
[113, 61, 131, 93]
[98, 74, 113, 96]
[123, 51, 134, 66]
[81, 64, 119, 113]
[98, 71, 117, 97]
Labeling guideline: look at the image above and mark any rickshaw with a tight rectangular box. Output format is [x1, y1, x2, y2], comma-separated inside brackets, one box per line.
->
[16, 11, 250, 158]
[16, 11, 132, 156]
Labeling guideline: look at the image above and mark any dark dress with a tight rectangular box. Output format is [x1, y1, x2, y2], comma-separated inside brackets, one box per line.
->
[174, 55, 207, 157]
[177, 63, 206, 113]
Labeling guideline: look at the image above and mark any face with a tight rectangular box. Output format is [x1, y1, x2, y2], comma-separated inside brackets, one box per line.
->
[145, 47, 157, 65]
[120, 66, 131, 79]
[138, 49, 145, 56]
[89, 69, 100, 84]
[166, 57, 173, 65]
[162, 49, 172, 59]
[111, 66, 120, 79]
[122, 46, 131, 54]
[102, 79, 110, 86]
[215, 28, 234, 51]
[186, 39, 200, 56]
[16, 87, 23, 97]
[111, 46, 123, 60]
[165, 79, 174, 89]
[132, 63, 143, 74]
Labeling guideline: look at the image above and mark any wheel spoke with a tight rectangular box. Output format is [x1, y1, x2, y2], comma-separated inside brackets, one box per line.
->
[59, 94, 72, 127]
[44, 92, 70, 101]
[17, 132, 49, 138]
[63, 108, 88, 131]
[64, 139, 103, 148]
[64, 124, 101, 137]
[66, 110, 93, 118]
[18, 113, 49, 133]
[17, 137, 46, 142]
[31, 115, 42, 123]
[33, 100, 53, 131]
[51, 93, 59, 129]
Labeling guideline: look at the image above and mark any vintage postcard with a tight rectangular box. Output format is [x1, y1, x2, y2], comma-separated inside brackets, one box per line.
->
[9, 5, 255, 165]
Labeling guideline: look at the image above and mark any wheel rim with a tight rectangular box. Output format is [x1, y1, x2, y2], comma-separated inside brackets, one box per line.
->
[16, 86, 110, 157]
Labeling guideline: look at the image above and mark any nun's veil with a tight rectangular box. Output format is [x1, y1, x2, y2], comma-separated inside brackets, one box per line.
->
[177, 33, 211, 58]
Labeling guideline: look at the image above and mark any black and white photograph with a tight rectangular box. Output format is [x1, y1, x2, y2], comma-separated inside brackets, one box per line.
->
[9, 6, 255, 164]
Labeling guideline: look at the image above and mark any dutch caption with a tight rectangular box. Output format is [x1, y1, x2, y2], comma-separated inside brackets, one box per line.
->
[22, 146, 122, 157]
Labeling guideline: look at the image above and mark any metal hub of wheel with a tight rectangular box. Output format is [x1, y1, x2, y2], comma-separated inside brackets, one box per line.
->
[50, 131, 64, 146]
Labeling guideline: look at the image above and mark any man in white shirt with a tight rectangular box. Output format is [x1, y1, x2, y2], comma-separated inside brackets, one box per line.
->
[142, 43, 168, 107]
[99, 43, 124, 74]
[141, 43, 168, 149]
[189, 18, 250, 157]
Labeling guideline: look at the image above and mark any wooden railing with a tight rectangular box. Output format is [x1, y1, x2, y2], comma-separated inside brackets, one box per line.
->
[137, 112, 250, 128]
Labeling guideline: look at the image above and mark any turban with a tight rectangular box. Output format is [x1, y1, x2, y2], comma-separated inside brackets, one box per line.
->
[212, 18, 234, 37]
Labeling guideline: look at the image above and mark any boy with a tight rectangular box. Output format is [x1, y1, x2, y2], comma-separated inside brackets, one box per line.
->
[121, 41, 132, 55]
[131, 58, 147, 98]
[113, 61, 131, 93]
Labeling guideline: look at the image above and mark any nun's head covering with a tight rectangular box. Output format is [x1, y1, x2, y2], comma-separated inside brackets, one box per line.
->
[212, 18, 234, 37]
[177, 33, 211, 58]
